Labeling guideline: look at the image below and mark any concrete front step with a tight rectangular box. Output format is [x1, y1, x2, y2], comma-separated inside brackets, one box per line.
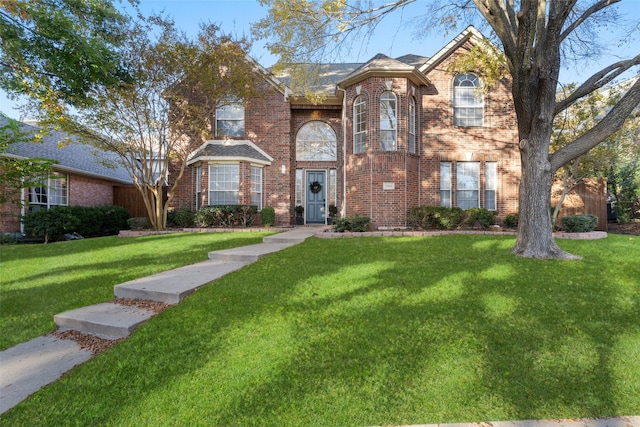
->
[54, 303, 156, 339]
[208, 242, 296, 262]
[114, 259, 250, 304]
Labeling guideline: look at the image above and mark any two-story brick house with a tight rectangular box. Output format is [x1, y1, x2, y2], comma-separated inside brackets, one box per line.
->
[170, 26, 520, 228]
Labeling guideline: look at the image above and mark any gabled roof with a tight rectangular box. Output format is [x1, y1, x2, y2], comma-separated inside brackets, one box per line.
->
[338, 53, 431, 88]
[419, 26, 486, 74]
[187, 139, 273, 166]
[1, 117, 133, 185]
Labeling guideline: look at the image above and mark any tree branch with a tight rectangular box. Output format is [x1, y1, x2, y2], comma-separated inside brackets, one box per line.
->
[560, 0, 621, 43]
[555, 54, 640, 114]
[550, 77, 640, 170]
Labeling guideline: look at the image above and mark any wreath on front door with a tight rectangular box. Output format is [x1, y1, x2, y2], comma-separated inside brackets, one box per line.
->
[309, 181, 322, 194]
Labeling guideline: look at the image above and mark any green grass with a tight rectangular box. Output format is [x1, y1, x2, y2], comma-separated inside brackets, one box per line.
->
[2, 234, 639, 426]
[0, 232, 273, 350]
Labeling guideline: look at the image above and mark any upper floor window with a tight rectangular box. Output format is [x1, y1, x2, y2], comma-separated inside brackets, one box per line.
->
[216, 102, 245, 137]
[28, 173, 68, 212]
[380, 91, 397, 150]
[296, 121, 337, 161]
[353, 95, 366, 154]
[453, 74, 484, 127]
[409, 96, 416, 153]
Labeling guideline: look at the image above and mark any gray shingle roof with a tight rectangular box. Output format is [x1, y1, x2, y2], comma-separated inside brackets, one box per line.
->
[1, 116, 133, 184]
[188, 140, 273, 165]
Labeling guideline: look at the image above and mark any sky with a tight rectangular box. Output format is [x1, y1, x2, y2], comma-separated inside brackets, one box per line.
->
[2, 0, 639, 120]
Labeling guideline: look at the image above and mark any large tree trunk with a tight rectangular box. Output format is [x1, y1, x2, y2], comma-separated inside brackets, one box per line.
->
[512, 134, 579, 259]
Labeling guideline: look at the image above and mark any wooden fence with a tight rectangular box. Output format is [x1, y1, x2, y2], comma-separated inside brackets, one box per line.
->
[113, 186, 168, 221]
[551, 178, 607, 231]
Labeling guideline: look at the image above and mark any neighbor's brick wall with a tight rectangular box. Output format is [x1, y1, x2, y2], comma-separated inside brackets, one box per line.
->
[68, 175, 115, 206]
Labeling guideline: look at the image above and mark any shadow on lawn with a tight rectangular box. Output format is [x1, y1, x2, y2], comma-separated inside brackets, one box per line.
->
[3, 235, 639, 425]
[0, 233, 269, 349]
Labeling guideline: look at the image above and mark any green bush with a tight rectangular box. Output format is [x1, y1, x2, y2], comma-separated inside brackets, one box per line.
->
[261, 206, 276, 227]
[463, 208, 496, 229]
[67, 205, 130, 237]
[170, 207, 195, 228]
[333, 214, 370, 232]
[503, 213, 518, 228]
[407, 206, 464, 230]
[561, 214, 598, 232]
[194, 205, 258, 228]
[22, 207, 81, 243]
[127, 217, 149, 230]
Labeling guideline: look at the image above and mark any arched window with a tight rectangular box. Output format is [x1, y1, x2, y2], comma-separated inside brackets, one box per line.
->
[353, 95, 366, 154]
[409, 96, 416, 153]
[296, 121, 337, 161]
[380, 91, 397, 151]
[453, 74, 483, 127]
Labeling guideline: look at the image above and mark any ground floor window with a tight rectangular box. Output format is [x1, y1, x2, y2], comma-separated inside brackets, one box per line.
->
[251, 165, 263, 210]
[456, 162, 480, 209]
[28, 173, 68, 212]
[440, 161, 496, 210]
[195, 165, 202, 210]
[209, 164, 239, 205]
[485, 162, 497, 211]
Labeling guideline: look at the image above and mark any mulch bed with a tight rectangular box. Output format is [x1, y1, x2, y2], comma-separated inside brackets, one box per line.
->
[607, 221, 640, 236]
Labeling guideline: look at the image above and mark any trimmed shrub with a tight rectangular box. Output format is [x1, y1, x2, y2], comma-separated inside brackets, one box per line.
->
[463, 208, 496, 229]
[333, 214, 370, 232]
[503, 213, 518, 228]
[407, 206, 464, 230]
[261, 206, 276, 227]
[170, 207, 195, 228]
[561, 214, 598, 232]
[127, 217, 149, 230]
[194, 205, 258, 228]
[99, 205, 130, 234]
[67, 205, 130, 237]
[22, 206, 81, 243]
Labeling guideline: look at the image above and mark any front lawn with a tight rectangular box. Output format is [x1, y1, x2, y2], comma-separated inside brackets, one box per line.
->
[0, 232, 273, 350]
[2, 234, 639, 425]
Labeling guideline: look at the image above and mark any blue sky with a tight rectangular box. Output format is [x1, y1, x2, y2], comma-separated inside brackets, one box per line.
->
[2, 0, 638, 120]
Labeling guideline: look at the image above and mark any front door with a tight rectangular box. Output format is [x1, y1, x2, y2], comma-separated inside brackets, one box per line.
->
[306, 171, 326, 224]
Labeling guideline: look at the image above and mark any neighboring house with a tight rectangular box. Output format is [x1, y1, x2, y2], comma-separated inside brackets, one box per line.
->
[0, 117, 133, 234]
[170, 26, 521, 228]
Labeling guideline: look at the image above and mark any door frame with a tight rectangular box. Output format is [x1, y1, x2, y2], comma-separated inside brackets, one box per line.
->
[305, 169, 327, 224]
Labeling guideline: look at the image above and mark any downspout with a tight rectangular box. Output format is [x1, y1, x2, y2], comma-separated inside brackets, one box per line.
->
[337, 86, 347, 218]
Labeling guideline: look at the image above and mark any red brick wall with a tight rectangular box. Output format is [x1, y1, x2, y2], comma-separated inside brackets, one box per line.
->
[68, 175, 115, 206]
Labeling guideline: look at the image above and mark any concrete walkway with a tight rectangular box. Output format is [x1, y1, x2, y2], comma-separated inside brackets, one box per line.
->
[1, 227, 637, 426]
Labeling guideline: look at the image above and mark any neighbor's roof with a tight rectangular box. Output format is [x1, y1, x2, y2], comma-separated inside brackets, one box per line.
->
[1, 116, 133, 185]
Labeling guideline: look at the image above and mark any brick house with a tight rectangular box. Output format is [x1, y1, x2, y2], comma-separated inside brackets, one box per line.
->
[0, 118, 133, 234]
[169, 26, 520, 228]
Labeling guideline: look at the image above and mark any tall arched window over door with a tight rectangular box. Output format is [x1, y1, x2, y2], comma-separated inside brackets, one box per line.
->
[380, 91, 397, 151]
[296, 121, 337, 161]
[453, 74, 484, 127]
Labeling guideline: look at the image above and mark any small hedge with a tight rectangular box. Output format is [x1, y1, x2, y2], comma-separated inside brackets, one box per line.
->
[22, 206, 81, 243]
[503, 213, 518, 228]
[193, 205, 258, 228]
[22, 205, 130, 242]
[408, 206, 496, 230]
[167, 207, 195, 228]
[333, 214, 370, 232]
[561, 214, 598, 232]
[260, 206, 276, 227]
[127, 217, 149, 230]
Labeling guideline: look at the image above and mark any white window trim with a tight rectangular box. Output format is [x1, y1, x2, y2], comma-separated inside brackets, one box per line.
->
[354, 95, 366, 154]
[208, 163, 239, 205]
